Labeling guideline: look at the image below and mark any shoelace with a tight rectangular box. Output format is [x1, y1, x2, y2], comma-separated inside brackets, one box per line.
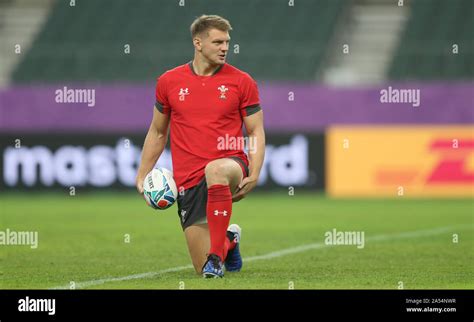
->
[208, 254, 221, 269]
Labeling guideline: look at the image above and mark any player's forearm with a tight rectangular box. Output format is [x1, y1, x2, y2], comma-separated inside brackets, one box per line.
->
[137, 127, 167, 179]
[247, 127, 265, 179]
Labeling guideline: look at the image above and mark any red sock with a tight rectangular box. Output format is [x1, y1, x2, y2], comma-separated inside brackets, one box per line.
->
[223, 236, 237, 261]
[207, 184, 232, 261]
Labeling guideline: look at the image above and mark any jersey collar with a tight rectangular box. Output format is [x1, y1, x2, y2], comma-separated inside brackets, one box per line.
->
[188, 61, 224, 76]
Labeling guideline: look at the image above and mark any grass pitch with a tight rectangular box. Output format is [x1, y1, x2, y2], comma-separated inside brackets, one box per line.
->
[1, 192, 472, 289]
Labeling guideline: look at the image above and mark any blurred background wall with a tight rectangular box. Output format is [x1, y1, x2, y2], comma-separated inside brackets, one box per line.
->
[0, 0, 472, 196]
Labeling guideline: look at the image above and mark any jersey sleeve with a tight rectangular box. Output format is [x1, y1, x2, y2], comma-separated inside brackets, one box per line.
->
[239, 74, 262, 117]
[155, 75, 171, 115]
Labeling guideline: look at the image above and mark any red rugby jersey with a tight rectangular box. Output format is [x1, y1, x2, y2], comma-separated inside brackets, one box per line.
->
[155, 62, 261, 190]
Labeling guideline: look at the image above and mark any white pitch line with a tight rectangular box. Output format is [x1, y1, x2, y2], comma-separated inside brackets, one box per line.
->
[50, 225, 471, 289]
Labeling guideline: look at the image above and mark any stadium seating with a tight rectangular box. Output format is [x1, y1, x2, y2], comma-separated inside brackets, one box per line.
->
[389, 0, 474, 80]
[11, 0, 345, 82]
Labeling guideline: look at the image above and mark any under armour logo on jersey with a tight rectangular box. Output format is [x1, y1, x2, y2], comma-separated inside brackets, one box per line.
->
[217, 85, 228, 99]
[214, 210, 228, 216]
[179, 88, 189, 101]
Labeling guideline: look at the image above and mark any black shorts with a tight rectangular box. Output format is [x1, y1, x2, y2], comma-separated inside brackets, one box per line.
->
[176, 156, 249, 230]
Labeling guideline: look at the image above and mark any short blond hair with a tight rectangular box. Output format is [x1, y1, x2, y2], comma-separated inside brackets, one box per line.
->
[190, 15, 232, 38]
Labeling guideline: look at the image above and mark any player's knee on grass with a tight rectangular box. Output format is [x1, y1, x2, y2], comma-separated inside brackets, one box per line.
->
[184, 224, 210, 274]
[192, 260, 204, 275]
[188, 247, 208, 275]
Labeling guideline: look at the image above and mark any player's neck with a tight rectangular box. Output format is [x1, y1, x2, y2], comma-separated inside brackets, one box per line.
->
[191, 58, 222, 76]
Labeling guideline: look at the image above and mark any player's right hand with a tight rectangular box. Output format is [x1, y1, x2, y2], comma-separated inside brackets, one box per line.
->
[135, 176, 144, 194]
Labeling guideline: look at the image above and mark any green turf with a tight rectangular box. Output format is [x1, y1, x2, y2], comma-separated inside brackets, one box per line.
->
[0, 192, 472, 289]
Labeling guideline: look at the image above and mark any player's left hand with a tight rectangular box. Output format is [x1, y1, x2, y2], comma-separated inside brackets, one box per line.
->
[232, 176, 258, 202]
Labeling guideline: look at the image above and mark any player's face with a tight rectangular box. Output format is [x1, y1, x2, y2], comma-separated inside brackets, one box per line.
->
[199, 28, 230, 65]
